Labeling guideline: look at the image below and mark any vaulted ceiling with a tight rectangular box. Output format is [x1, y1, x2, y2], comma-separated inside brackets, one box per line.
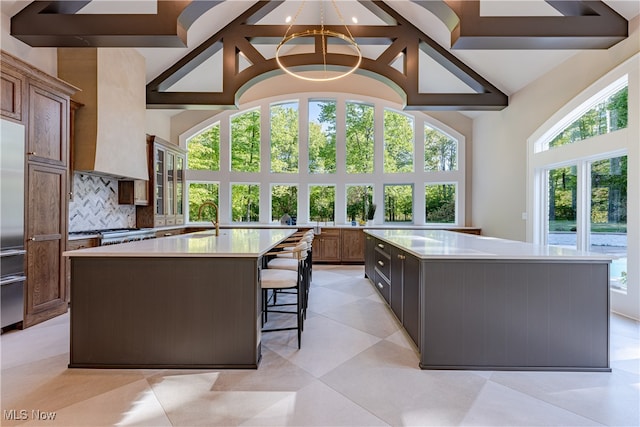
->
[4, 0, 638, 112]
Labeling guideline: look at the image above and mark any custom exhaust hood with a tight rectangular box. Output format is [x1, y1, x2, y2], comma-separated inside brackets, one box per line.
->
[57, 48, 148, 180]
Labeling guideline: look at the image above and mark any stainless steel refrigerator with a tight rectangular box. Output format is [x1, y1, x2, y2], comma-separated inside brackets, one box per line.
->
[1, 119, 26, 329]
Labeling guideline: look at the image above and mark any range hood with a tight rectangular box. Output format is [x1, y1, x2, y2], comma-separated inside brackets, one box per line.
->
[57, 48, 148, 180]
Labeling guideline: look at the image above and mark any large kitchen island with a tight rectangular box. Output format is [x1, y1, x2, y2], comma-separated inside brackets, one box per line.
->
[64, 228, 295, 369]
[364, 229, 613, 371]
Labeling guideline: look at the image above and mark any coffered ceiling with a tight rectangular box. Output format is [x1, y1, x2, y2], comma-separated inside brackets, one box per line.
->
[3, 0, 638, 112]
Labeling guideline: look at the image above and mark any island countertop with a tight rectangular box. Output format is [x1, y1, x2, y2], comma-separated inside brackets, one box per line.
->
[64, 228, 296, 258]
[366, 229, 612, 262]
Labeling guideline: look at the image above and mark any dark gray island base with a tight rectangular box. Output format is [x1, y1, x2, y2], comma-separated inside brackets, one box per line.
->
[70, 256, 262, 369]
[364, 230, 611, 372]
[65, 228, 295, 369]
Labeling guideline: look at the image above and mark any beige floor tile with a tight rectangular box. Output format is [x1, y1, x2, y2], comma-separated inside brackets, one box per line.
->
[241, 380, 389, 426]
[460, 380, 603, 426]
[319, 297, 401, 338]
[264, 315, 381, 378]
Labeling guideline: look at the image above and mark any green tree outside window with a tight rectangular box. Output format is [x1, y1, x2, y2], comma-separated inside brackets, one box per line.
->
[187, 123, 220, 171]
[231, 110, 260, 172]
[271, 102, 299, 173]
[384, 110, 414, 173]
[346, 102, 374, 174]
[309, 100, 337, 174]
[384, 184, 413, 222]
[189, 183, 219, 221]
[425, 125, 457, 171]
[309, 185, 335, 222]
[346, 185, 373, 222]
[425, 183, 455, 223]
[232, 183, 260, 222]
[271, 184, 298, 222]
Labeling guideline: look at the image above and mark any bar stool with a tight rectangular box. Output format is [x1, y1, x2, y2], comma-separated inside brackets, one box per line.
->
[261, 240, 307, 349]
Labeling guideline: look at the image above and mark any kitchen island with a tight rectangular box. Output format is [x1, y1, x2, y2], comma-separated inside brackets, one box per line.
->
[64, 228, 295, 369]
[365, 229, 612, 371]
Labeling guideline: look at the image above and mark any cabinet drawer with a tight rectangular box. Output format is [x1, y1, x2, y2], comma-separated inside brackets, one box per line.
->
[374, 239, 390, 256]
[373, 268, 391, 304]
[67, 238, 99, 250]
[374, 247, 391, 279]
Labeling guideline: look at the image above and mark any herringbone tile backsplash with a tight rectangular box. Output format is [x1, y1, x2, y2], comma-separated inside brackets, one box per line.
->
[69, 173, 135, 232]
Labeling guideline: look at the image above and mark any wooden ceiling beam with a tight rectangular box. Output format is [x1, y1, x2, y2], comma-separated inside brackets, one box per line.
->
[146, 0, 508, 111]
[425, 0, 628, 49]
[10, 0, 223, 47]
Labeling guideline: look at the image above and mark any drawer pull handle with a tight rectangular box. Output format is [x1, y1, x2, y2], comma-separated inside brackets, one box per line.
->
[398, 254, 406, 260]
[27, 151, 37, 156]
[377, 260, 384, 267]
[377, 282, 384, 289]
[377, 243, 384, 249]
[164, 233, 172, 236]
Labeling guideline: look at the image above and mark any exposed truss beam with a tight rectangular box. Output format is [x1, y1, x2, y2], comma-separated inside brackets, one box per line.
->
[146, 0, 508, 111]
[10, 0, 223, 47]
[414, 0, 628, 49]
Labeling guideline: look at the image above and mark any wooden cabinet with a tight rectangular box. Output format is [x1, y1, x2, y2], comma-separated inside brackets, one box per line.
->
[155, 228, 183, 238]
[1, 66, 23, 122]
[341, 229, 365, 262]
[136, 135, 186, 228]
[312, 228, 341, 262]
[2, 51, 77, 328]
[118, 180, 149, 206]
[366, 236, 420, 347]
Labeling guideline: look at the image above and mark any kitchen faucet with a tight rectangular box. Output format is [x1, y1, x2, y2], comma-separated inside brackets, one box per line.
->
[197, 200, 220, 236]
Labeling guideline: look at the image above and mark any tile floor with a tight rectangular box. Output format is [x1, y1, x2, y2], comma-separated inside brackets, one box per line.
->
[1, 265, 639, 426]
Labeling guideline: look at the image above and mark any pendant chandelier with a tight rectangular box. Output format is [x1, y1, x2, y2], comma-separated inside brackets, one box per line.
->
[275, 0, 362, 82]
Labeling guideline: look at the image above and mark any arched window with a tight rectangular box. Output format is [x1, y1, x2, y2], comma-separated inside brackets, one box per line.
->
[182, 93, 465, 226]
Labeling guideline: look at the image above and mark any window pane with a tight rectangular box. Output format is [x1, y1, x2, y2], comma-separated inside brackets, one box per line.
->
[271, 102, 299, 173]
[384, 184, 413, 222]
[425, 124, 457, 171]
[231, 109, 260, 172]
[346, 102, 374, 174]
[425, 183, 456, 223]
[549, 86, 628, 149]
[189, 183, 219, 221]
[309, 185, 335, 222]
[547, 165, 577, 249]
[384, 109, 414, 173]
[590, 156, 627, 292]
[308, 100, 336, 174]
[346, 185, 373, 223]
[187, 123, 220, 171]
[272, 184, 298, 224]
[231, 184, 260, 222]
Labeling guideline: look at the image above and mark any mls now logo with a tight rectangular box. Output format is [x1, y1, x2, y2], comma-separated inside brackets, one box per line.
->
[3, 409, 57, 421]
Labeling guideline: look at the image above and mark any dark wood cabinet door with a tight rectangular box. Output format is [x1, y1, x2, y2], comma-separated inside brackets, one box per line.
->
[364, 235, 375, 279]
[25, 164, 68, 327]
[1, 68, 23, 122]
[27, 82, 68, 167]
[402, 253, 420, 347]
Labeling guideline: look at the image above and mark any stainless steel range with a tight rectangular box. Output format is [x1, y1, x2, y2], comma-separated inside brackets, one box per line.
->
[70, 228, 157, 246]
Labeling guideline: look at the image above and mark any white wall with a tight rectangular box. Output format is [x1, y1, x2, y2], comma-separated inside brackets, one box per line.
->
[472, 16, 640, 241]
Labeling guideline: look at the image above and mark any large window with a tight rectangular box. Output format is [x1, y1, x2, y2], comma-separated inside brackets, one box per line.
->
[384, 184, 413, 223]
[231, 183, 259, 222]
[384, 109, 414, 173]
[187, 123, 220, 171]
[308, 100, 336, 174]
[425, 124, 457, 171]
[425, 183, 456, 224]
[309, 185, 335, 222]
[270, 102, 299, 173]
[346, 101, 374, 174]
[346, 185, 373, 223]
[183, 93, 465, 226]
[189, 183, 219, 221]
[271, 184, 298, 223]
[231, 109, 260, 172]
[529, 61, 636, 320]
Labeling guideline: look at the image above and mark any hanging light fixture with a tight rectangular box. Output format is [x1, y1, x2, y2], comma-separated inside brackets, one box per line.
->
[275, 0, 362, 82]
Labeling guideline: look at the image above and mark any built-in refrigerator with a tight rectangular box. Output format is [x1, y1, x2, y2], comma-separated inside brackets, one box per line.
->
[1, 119, 26, 329]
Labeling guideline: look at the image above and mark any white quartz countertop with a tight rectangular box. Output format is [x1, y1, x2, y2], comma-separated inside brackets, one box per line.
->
[63, 229, 296, 258]
[366, 229, 613, 261]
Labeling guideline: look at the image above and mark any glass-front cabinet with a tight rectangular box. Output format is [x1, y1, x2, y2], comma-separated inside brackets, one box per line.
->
[136, 135, 186, 228]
